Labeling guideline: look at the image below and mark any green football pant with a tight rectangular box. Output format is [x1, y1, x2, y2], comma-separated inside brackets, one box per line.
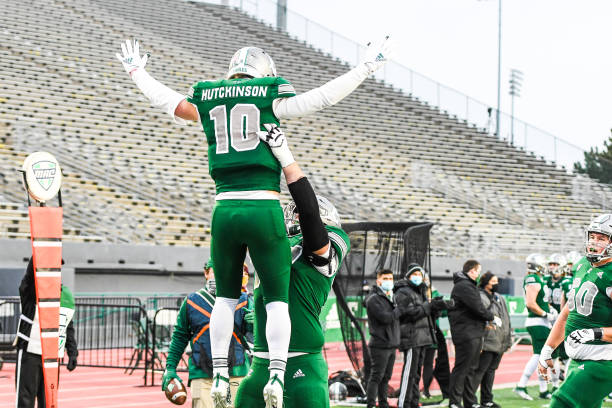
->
[211, 200, 291, 303]
[235, 353, 329, 408]
[550, 359, 612, 408]
[527, 325, 550, 354]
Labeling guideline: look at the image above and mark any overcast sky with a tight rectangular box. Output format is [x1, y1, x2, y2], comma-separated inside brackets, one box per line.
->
[287, 0, 611, 153]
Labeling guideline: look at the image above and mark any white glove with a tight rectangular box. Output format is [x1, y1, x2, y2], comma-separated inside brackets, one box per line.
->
[546, 308, 558, 323]
[537, 345, 555, 381]
[493, 316, 502, 327]
[567, 328, 598, 348]
[257, 124, 295, 168]
[362, 35, 395, 74]
[116, 39, 149, 76]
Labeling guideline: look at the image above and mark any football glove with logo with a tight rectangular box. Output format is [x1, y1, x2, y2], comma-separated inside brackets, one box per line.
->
[567, 328, 603, 348]
[116, 39, 149, 76]
[257, 124, 295, 168]
[362, 35, 395, 74]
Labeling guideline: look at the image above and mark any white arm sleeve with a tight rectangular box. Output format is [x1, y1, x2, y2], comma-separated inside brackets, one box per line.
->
[131, 69, 188, 125]
[273, 64, 370, 119]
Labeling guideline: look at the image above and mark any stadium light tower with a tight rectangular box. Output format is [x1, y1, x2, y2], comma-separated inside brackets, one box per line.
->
[509, 68, 523, 145]
[478, 0, 502, 139]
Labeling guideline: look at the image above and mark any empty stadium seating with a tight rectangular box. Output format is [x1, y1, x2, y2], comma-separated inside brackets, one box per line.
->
[0, 0, 606, 257]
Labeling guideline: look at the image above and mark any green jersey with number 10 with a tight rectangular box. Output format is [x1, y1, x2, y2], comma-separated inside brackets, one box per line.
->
[187, 76, 296, 193]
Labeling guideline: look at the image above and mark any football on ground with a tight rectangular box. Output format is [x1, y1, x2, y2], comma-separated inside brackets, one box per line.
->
[165, 378, 187, 405]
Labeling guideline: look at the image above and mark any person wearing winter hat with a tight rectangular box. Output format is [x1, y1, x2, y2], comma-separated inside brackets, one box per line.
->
[394, 264, 453, 408]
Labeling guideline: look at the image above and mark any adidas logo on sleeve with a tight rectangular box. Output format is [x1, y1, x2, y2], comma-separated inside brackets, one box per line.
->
[292, 369, 305, 379]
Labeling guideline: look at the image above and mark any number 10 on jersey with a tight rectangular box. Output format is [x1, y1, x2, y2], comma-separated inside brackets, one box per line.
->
[209, 104, 261, 154]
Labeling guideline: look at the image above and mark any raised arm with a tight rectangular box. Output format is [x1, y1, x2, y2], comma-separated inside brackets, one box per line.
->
[273, 36, 394, 119]
[116, 39, 199, 123]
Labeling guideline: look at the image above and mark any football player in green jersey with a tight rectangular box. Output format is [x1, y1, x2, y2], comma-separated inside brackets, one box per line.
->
[116, 36, 391, 408]
[235, 127, 350, 408]
[514, 253, 559, 400]
[547, 253, 567, 313]
[565, 251, 582, 278]
[538, 214, 612, 408]
[546, 253, 567, 386]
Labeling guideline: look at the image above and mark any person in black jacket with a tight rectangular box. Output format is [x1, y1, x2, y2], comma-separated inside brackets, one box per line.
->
[364, 269, 406, 408]
[448, 260, 494, 408]
[394, 264, 453, 408]
[14, 258, 78, 408]
[468, 272, 512, 408]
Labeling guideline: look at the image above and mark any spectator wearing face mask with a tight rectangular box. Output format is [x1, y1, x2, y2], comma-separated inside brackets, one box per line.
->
[467, 272, 512, 408]
[448, 260, 494, 408]
[364, 269, 408, 408]
[394, 264, 454, 408]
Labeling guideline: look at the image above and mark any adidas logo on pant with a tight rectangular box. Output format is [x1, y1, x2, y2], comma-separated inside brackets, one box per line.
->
[293, 369, 305, 379]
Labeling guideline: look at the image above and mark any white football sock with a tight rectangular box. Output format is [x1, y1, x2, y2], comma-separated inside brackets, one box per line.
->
[210, 296, 239, 378]
[539, 379, 548, 393]
[518, 354, 540, 387]
[265, 301, 290, 377]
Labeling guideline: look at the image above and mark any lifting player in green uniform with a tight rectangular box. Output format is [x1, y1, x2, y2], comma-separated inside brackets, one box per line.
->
[514, 253, 559, 400]
[116, 36, 391, 408]
[235, 125, 350, 408]
[538, 214, 612, 408]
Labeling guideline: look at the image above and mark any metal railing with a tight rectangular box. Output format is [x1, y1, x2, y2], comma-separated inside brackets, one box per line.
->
[194, 0, 586, 171]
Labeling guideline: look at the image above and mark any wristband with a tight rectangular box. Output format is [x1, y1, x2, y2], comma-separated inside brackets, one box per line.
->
[594, 327, 604, 340]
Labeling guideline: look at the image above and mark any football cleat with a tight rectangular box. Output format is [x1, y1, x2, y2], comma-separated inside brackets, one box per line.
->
[513, 386, 533, 401]
[210, 373, 231, 408]
[539, 391, 552, 399]
[263, 373, 284, 408]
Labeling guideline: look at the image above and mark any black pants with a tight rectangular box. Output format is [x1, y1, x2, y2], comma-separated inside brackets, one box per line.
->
[366, 347, 396, 408]
[398, 346, 426, 408]
[15, 350, 45, 408]
[469, 350, 503, 404]
[422, 324, 450, 398]
[448, 337, 482, 407]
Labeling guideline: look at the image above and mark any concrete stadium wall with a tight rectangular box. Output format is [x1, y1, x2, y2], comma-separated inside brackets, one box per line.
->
[0, 239, 213, 296]
[0, 239, 525, 296]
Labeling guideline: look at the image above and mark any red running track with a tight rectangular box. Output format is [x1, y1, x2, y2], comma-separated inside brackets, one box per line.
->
[0, 344, 537, 407]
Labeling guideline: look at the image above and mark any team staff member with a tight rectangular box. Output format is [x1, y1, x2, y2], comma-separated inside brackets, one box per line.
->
[365, 269, 409, 408]
[469, 272, 511, 408]
[394, 264, 452, 408]
[448, 260, 494, 408]
[162, 260, 251, 408]
[15, 258, 78, 408]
